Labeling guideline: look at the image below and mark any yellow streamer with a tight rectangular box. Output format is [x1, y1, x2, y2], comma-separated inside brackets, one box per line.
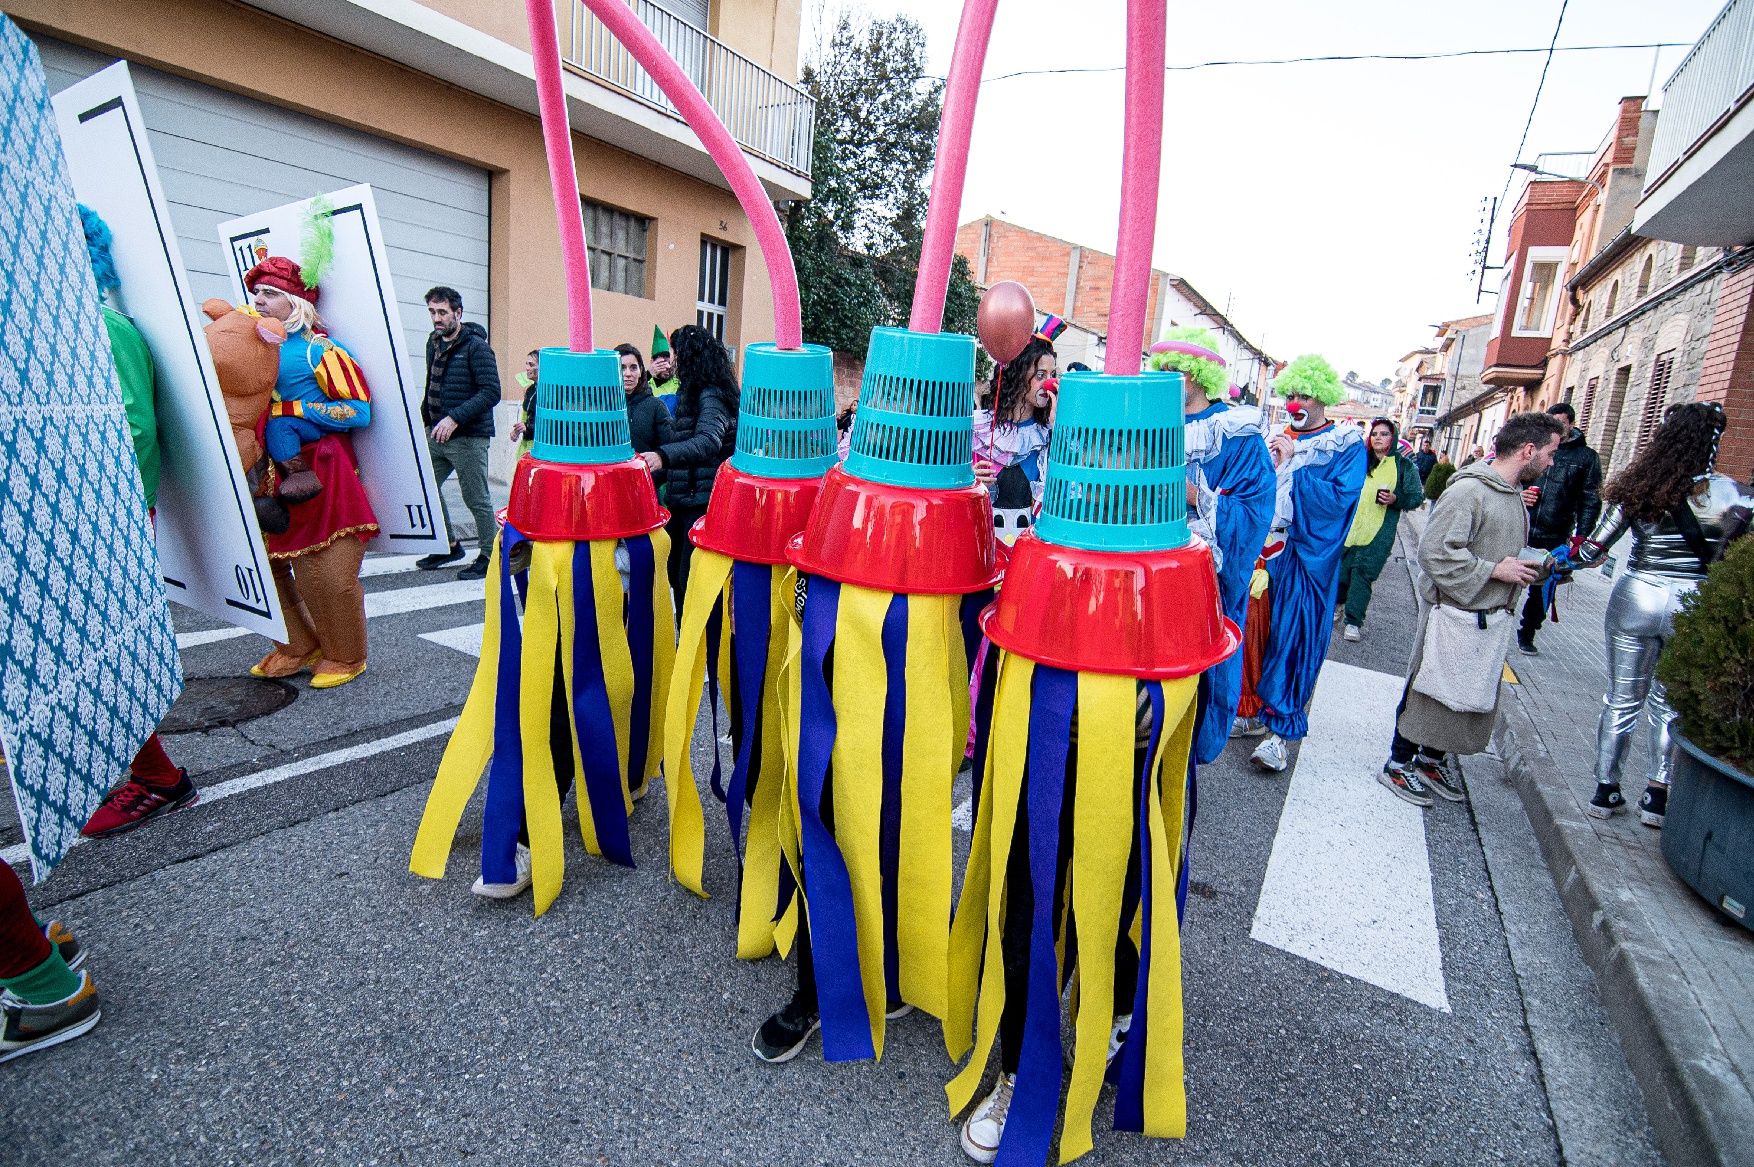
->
[773, 607, 805, 959]
[520, 543, 569, 916]
[1141, 679, 1197, 1139]
[410, 535, 504, 879]
[645, 527, 676, 786]
[897, 594, 957, 1019]
[736, 564, 795, 959]
[661, 548, 735, 897]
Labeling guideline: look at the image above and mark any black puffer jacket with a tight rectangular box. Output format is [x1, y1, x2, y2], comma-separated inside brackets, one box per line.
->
[1527, 428, 1603, 548]
[657, 380, 737, 509]
[422, 322, 502, 438]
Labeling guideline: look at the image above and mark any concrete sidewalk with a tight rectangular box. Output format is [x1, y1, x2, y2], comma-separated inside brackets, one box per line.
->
[1401, 506, 1754, 1167]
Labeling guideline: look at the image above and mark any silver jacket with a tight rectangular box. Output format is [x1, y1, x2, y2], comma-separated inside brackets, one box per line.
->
[1573, 474, 1753, 581]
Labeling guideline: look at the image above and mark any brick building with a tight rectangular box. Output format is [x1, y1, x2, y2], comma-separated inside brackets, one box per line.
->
[953, 215, 1274, 395]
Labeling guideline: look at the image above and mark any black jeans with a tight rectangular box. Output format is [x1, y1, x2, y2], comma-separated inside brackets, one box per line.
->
[666, 503, 710, 603]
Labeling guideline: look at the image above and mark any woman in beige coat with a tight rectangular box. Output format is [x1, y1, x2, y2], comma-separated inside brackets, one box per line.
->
[1380, 412, 1566, 806]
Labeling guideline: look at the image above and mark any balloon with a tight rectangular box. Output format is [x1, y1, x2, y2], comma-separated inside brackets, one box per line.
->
[977, 280, 1036, 364]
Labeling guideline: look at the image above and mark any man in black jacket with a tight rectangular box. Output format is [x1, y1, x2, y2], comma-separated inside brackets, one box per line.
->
[418, 287, 502, 579]
[1517, 402, 1602, 654]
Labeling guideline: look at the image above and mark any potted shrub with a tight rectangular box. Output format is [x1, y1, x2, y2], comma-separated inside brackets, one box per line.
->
[1424, 458, 1458, 501]
[1656, 536, 1754, 929]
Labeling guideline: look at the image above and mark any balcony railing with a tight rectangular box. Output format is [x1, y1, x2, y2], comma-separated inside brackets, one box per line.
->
[565, 0, 815, 178]
[1647, 0, 1754, 188]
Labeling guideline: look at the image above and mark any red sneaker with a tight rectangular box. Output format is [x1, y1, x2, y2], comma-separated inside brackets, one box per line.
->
[80, 771, 198, 838]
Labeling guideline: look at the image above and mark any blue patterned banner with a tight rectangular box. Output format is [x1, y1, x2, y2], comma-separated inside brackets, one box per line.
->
[0, 17, 182, 879]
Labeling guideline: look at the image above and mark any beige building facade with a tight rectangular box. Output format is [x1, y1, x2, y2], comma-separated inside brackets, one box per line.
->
[13, 0, 810, 405]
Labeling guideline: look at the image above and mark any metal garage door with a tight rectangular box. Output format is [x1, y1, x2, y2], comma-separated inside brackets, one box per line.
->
[33, 35, 490, 363]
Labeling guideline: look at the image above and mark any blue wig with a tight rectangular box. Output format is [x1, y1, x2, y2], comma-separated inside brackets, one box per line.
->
[77, 203, 120, 294]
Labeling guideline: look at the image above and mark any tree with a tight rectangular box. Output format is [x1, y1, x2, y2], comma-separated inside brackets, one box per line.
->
[787, 13, 983, 357]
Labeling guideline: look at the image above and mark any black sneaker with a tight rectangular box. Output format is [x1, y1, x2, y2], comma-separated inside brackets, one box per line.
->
[1378, 762, 1433, 807]
[457, 554, 491, 581]
[1588, 783, 1624, 819]
[1638, 784, 1667, 828]
[752, 997, 820, 1063]
[416, 542, 464, 570]
[1413, 756, 1465, 802]
[1517, 634, 1538, 656]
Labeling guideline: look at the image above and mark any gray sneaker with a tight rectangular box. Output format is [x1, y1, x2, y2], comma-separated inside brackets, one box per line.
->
[1230, 716, 1267, 739]
[1250, 734, 1290, 773]
[1414, 756, 1464, 802]
[1, 973, 101, 1063]
[1379, 763, 1434, 808]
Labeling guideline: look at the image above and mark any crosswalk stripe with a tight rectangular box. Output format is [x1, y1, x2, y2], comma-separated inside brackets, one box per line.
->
[1250, 660, 1451, 1012]
[420, 623, 486, 657]
[176, 579, 485, 651]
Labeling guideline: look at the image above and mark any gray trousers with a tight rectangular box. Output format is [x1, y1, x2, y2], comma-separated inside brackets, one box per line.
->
[1596, 570, 1695, 790]
[428, 434, 495, 550]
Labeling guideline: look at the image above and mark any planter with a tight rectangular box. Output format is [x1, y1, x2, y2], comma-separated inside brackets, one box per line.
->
[1661, 728, 1754, 930]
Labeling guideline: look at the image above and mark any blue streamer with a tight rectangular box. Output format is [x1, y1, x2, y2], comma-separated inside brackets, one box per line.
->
[570, 542, 634, 868]
[481, 525, 529, 884]
[878, 593, 908, 1004]
[625, 535, 657, 793]
[726, 561, 775, 866]
[793, 577, 875, 1061]
[1114, 680, 1168, 1132]
[997, 664, 1075, 1167]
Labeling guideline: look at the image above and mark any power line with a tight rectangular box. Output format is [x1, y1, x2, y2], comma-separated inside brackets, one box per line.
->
[972, 40, 1682, 83]
[1499, 0, 1575, 203]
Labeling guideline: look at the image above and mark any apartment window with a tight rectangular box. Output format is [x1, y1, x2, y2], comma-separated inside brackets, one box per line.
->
[1579, 376, 1600, 432]
[697, 238, 731, 342]
[583, 200, 650, 298]
[1598, 365, 1633, 467]
[1513, 247, 1567, 337]
[1637, 350, 1676, 451]
[1636, 255, 1654, 300]
[1678, 245, 1698, 274]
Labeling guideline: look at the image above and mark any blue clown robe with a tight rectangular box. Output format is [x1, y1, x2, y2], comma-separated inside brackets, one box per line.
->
[1184, 403, 1277, 764]
[1257, 422, 1367, 741]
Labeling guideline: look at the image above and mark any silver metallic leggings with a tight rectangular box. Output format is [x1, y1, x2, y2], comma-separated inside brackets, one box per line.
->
[1595, 570, 1696, 789]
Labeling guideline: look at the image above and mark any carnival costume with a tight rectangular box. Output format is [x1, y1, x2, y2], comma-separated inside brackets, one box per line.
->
[411, 347, 674, 916]
[1572, 470, 1752, 820]
[1337, 437, 1424, 631]
[1150, 327, 1276, 765]
[1237, 355, 1365, 753]
[664, 343, 837, 958]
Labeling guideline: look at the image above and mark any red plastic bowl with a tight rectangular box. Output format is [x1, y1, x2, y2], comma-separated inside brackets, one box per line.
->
[690, 462, 824, 566]
[980, 533, 1240, 679]
[505, 454, 668, 542]
[789, 464, 1000, 594]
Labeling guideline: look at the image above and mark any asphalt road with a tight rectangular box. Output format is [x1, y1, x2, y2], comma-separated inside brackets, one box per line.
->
[3, 534, 1664, 1166]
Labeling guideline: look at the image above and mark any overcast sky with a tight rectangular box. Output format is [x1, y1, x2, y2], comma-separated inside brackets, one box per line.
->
[809, 0, 1725, 379]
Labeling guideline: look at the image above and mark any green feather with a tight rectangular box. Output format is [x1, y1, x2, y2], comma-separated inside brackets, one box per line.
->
[1273, 353, 1344, 406]
[299, 196, 336, 290]
[1147, 325, 1228, 400]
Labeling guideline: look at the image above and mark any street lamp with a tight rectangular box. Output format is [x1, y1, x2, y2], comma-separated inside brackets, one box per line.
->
[1509, 161, 1603, 195]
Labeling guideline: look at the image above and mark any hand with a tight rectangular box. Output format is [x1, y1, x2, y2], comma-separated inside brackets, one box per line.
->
[973, 458, 997, 486]
[1490, 556, 1540, 586]
[510, 421, 525, 442]
[431, 417, 458, 443]
[1268, 434, 1295, 468]
[1375, 488, 1395, 507]
[639, 450, 664, 472]
[1520, 487, 1540, 507]
[1186, 480, 1201, 508]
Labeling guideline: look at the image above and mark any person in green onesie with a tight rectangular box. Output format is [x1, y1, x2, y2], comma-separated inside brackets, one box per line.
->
[1337, 417, 1425, 641]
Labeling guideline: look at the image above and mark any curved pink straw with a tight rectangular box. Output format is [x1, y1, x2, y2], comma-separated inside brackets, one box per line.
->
[908, 0, 1002, 335]
[583, 0, 803, 349]
[1105, 0, 1167, 376]
[526, 0, 594, 352]
[1149, 340, 1226, 366]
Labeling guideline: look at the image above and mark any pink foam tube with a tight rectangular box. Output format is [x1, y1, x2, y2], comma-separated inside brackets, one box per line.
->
[908, 0, 1002, 335]
[1105, 0, 1167, 376]
[525, 0, 594, 352]
[583, 0, 802, 350]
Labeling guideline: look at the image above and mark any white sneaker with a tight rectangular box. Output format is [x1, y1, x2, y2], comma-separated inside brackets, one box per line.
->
[472, 844, 533, 898]
[1230, 716, 1267, 739]
[1251, 734, 1290, 773]
[960, 1073, 1015, 1163]
[1342, 623, 1361, 642]
[1107, 1012, 1133, 1068]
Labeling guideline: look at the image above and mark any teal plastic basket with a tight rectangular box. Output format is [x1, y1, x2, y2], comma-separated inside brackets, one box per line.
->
[732, 342, 837, 479]
[1035, 370, 1190, 552]
[844, 326, 976, 489]
[530, 347, 633, 465]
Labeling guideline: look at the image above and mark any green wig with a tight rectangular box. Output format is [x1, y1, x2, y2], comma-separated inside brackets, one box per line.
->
[1273, 354, 1344, 406]
[1147, 325, 1228, 400]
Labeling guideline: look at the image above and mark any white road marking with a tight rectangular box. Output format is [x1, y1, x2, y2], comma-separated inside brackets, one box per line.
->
[420, 623, 485, 657]
[176, 579, 485, 650]
[1250, 660, 1451, 1012]
[360, 554, 435, 579]
[2, 717, 459, 870]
